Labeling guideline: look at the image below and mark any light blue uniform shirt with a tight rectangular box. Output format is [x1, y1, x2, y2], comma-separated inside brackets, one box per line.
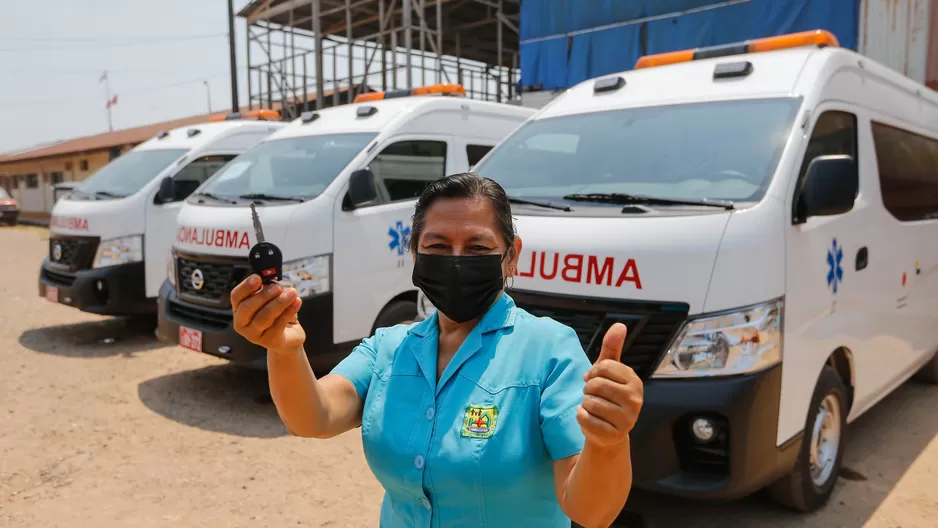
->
[332, 293, 591, 527]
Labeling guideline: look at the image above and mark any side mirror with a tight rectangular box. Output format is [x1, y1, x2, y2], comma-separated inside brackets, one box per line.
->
[347, 168, 378, 208]
[798, 155, 858, 222]
[157, 176, 175, 204]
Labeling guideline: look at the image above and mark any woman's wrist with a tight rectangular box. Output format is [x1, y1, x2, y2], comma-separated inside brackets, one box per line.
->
[268, 345, 304, 361]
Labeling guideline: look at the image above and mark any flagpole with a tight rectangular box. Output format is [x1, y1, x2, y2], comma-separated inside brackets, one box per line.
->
[103, 70, 113, 132]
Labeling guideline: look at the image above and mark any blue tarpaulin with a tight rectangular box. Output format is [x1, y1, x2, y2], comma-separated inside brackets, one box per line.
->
[519, 0, 860, 90]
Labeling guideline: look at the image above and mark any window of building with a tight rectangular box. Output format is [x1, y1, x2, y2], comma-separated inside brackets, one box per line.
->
[80, 159, 89, 171]
[467, 144, 494, 168]
[109, 147, 122, 161]
[65, 161, 73, 172]
[794, 111, 857, 222]
[50, 172, 65, 184]
[370, 140, 447, 203]
[872, 122, 938, 222]
[26, 174, 39, 188]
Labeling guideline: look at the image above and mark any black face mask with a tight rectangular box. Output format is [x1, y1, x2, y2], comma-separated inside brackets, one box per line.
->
[412, 253, 504, 324]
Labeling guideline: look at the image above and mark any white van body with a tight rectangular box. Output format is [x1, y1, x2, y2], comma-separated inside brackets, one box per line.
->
[38, 120, 285, 315]
[421, 43, 938, 508]
[157, 96, 534, 369]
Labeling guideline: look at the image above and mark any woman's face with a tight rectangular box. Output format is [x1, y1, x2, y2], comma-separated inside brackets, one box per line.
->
[415, 196, 521, 281]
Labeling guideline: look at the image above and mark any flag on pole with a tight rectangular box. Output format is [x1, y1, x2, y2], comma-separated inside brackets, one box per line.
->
[106, 95, 118, 109]
[100, 71, 108, 83]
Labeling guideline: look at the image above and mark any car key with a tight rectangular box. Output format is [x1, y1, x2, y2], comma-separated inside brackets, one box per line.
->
[249, 203, 283, 284]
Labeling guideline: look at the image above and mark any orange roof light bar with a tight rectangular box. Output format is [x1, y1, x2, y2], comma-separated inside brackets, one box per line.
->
[354, 83, 466, 103]
[634, 29, 839, 69]
[207, 109, 282, 122]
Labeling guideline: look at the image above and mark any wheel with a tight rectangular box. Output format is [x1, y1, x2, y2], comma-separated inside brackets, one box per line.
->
[913, 350, 938, 384]
[372, 300, 418, 333]
[769, 366, 847, 512]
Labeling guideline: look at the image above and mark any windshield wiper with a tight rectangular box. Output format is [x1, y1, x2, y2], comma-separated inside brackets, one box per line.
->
[192, 192, 239, 204]
[507, 196, 571, 212]
[562, 193, 734, 210]
[237, 193, 305, 203]
[93, 191, 127, 199]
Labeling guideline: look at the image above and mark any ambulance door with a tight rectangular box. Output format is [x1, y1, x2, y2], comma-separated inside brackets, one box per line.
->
[332, 135, 454, 344]
[144, 153, 236, 298]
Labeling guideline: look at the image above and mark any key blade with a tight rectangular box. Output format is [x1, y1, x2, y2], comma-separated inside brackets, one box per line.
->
[250, 202, 265, 244]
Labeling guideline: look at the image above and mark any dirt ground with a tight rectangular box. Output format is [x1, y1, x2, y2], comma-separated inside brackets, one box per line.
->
[1, 225, 936, 528]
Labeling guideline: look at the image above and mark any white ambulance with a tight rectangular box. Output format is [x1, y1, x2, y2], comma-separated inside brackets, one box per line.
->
[38, 112, 286, 316]
[425, 30, 938, 511]
[157, 84, 534, 370]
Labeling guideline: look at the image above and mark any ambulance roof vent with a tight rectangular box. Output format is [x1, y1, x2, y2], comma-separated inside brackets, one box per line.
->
[713, 61, 753, 79]
[593, 76, 625, 94]
[187, 128, 201, 138]
[300, 111, 320, 124]
[356, 105, 378, 117]
[156, 131, 170, 140]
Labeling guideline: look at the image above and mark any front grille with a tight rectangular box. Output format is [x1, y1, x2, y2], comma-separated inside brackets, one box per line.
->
[43, 268, 76, 287]
[48, 236, 99, 271]
[175, 253, 249, 306]
[510, 289, 689, 379]
[167, 299, 232, 331]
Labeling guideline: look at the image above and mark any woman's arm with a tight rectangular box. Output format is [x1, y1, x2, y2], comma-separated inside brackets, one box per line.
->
[551, 323, 643, 527]
[267, 347, 364, 438]
[231, 275, 365, 439]
[553, 441, 632, 528]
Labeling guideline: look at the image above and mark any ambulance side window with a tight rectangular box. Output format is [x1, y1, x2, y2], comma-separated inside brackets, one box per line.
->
[793, 111, 857, 221]
[872, 122, 938, 222]
[467, 144, 494, 168]
[370, 140, 447, 203]
[168, 154, 237, 202]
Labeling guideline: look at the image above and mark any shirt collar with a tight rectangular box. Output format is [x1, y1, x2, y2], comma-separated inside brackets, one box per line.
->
[408, 292, 516, 339]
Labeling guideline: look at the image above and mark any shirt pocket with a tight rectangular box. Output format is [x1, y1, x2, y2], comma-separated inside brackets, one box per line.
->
[362, 355, 427, 447]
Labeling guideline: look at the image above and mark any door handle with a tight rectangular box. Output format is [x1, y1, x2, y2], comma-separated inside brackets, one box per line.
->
[856, 247, 868, 271]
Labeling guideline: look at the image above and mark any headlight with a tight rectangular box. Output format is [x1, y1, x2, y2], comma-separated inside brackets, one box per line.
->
[416, 290, 436, 321]
[279, 254, 330, 297]
[653, 299, 783, 378]
[167, 251, 176, 286]
[93, 235, 143, 268]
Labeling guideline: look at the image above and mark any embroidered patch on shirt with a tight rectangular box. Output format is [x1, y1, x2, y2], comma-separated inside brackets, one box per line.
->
[461, 405, 499, 439]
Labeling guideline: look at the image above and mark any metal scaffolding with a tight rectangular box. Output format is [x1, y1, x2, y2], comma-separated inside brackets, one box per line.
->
[238, 0, 521, 120]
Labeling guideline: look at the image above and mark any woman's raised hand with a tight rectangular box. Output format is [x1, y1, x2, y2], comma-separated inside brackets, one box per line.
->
[231, 274, 305, 354]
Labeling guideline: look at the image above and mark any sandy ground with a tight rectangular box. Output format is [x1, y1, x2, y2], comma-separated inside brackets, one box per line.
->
[0, 225, 936, 528]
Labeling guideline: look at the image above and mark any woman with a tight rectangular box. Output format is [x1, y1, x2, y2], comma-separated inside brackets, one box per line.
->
[230, 173, 643, 527]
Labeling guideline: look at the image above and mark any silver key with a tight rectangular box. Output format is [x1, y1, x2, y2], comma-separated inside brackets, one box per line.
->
[250, 203, 265, 244]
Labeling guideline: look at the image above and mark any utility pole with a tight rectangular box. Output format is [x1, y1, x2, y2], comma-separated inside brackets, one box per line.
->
[203, 80, 212, 114]
[227, 0, 240, 113]
[101, 70, 113, 132]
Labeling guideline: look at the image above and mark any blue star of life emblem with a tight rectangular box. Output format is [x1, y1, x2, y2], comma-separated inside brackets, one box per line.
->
[827, 238, 844, 294]
[388, 221, 411, 256]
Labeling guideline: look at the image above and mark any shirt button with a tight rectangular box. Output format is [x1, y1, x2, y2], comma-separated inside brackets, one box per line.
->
[414, 455, 425, 469]
[425, 407, 435, 420]
[420, 497, 431, 510]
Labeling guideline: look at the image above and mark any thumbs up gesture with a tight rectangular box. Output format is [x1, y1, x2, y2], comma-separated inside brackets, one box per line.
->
[577, 323, 644, 447]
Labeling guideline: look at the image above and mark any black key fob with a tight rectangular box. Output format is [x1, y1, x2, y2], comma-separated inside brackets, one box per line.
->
[249, 241, 283, 283]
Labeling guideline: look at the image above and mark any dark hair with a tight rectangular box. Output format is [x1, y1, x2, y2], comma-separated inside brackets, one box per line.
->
[410, 172, 516, 254]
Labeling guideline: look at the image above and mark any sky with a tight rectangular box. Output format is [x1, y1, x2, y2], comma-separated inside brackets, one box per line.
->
[0, 0, 504, 155]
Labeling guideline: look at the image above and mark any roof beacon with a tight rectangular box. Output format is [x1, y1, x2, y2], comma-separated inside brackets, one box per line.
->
[208, 109, 281, 123]
[634, 29, 839, 70]
[354, 83, 466, 103]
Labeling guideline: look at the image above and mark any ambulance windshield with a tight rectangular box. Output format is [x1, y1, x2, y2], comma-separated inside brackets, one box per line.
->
[195, 133, 376, 203]
[71, 149, 188, 200]
[475, 98, 801, 204]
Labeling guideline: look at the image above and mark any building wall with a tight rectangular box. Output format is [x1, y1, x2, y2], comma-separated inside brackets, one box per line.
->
[0, 145, 135, 216]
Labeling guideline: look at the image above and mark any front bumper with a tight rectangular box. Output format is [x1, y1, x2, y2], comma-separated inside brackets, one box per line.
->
[0, 208, 19, 223]
[630, 364, 800, 500]
[38, 259, 154, 315]
[157, 280, 350, 371]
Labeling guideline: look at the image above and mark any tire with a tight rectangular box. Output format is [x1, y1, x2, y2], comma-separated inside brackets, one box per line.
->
[769, 366, 848, 512]
[913, 350, 938, 384]
[372, 300, 418, 333]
